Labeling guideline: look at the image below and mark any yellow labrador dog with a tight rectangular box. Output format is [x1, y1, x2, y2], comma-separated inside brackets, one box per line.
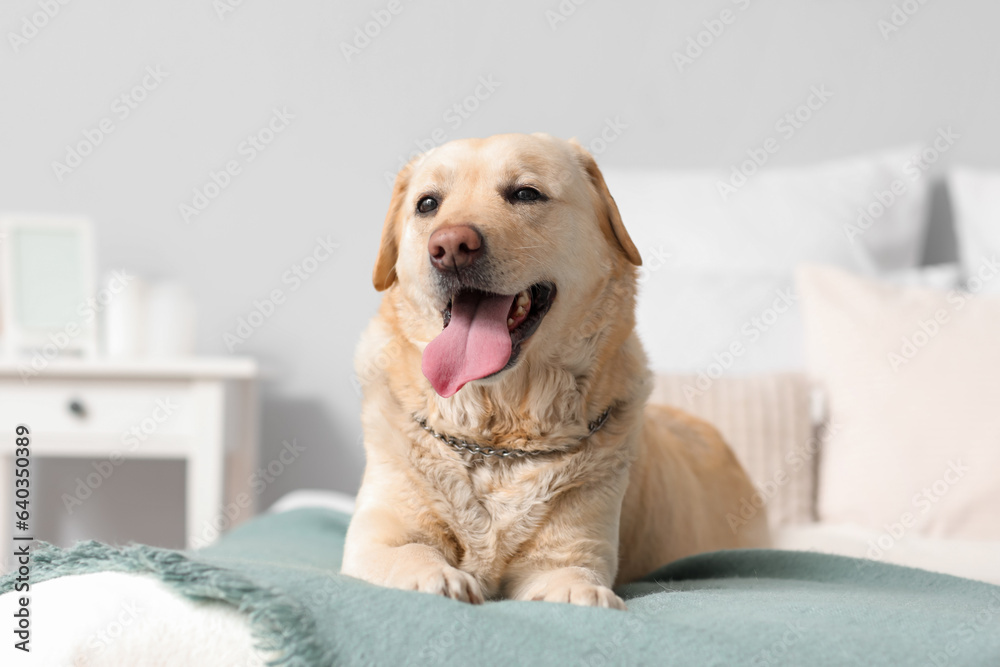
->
[342, 133, 767, 609]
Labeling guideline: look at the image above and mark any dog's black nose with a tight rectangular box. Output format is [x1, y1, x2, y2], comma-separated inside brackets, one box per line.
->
[428, 225, 482, 271]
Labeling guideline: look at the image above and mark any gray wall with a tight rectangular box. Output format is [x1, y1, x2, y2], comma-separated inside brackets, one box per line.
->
[3, 0, 999, 543]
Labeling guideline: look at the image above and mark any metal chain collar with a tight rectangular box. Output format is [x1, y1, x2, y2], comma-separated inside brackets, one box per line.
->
[414, 406, 613, 459]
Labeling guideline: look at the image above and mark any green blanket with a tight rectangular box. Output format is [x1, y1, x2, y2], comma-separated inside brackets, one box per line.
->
[3, 508, 999, 666]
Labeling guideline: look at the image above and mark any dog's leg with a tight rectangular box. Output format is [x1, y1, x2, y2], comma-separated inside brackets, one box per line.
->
[500, 488, 627, 610]
[341, 504, 484, 604]
[505, 564, 626, 610]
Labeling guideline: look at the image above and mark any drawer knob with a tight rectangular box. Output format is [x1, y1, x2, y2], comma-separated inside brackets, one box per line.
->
[68, 399, 88, 418]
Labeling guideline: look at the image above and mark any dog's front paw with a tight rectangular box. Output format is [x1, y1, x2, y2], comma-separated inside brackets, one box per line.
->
[386, 561, 484, 604]
[515, 567, 626, 610]
[527, 582, 626, 610]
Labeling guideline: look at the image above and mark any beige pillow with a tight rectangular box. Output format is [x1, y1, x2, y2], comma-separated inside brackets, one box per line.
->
[650, 373, 817, 529]
[797, 264, 1000, 540]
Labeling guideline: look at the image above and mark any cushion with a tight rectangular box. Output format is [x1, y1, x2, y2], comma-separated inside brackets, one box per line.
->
[797, 264, 1000, 541]
[949, 167, 1000, 293]
[604, 147, 932, 373]
[651, 372, 816, 529]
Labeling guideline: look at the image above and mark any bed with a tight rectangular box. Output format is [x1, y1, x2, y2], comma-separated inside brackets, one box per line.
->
[2, 493, 999, 666]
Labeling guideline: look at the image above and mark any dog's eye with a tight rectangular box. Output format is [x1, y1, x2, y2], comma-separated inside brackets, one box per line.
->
[512, 187, 542, 203]
[416, 196, 438, 214]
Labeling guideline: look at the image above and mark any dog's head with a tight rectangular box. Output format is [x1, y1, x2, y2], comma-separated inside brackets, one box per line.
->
[374, 133, 641, 398]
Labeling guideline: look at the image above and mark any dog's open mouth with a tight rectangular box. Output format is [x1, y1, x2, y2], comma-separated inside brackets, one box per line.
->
[421, 282, 556, 397]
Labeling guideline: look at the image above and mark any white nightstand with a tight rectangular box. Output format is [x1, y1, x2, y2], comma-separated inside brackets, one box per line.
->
[0, 357, 259, 556]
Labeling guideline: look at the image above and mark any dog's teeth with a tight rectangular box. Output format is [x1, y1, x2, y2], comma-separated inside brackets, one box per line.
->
[514, 306, 525, 318]
[507, 318, 514, 327]
[516, 292, 529, 307]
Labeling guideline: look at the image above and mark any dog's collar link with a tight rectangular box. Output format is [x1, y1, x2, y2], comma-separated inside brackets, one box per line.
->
[414, 406, 613, 460]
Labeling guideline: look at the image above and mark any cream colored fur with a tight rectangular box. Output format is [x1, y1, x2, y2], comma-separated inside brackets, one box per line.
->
[342, 133, 768, 610]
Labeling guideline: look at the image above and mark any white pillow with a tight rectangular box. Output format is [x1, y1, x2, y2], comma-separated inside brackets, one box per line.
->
[797, 264, 1000, 541]
[605, 147, 932, 373]
[949, 167, 1000, 293]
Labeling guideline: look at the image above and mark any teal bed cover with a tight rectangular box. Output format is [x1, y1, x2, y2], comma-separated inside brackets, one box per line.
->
[3, 508, 999, 666]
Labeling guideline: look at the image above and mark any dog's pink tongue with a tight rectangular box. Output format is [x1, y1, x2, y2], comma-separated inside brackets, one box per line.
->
[422, 291, 515, 397]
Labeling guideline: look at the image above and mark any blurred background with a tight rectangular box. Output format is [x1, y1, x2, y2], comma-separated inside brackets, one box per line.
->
[1, 1, 999, 557]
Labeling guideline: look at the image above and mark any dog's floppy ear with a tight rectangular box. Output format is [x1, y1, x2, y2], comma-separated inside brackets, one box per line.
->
[569, 139, 642, 266]
[372, 161, 414, 291]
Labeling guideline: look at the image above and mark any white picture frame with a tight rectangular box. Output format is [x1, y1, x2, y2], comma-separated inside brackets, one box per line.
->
[0, 214, 97, 359]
